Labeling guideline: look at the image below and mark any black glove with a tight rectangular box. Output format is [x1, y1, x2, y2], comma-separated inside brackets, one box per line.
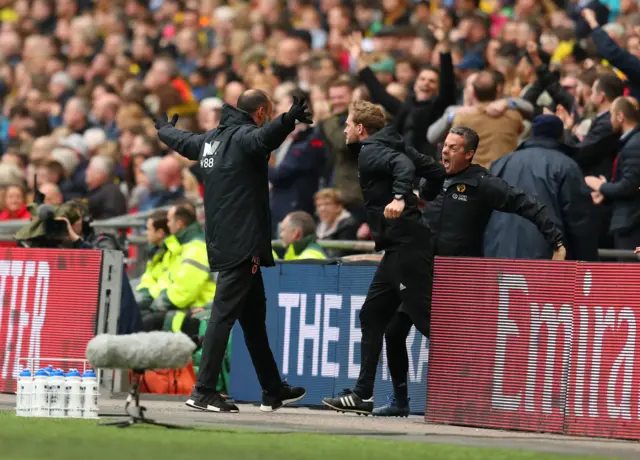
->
[154, 112, 179, 130]
[284, 97, 313, 125]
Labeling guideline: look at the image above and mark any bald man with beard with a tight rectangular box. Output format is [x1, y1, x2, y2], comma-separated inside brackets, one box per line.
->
[155, 88, 313, 414]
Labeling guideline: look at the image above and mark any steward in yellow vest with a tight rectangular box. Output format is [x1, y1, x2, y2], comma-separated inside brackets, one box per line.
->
[280, 211, 327, 261]
[284, 236, 327, 260]
[136, 210, 171, 309]
[143, 205, 216, 333]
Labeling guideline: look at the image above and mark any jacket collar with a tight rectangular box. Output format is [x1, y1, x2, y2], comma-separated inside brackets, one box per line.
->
[289, 235, 315, 257]
[164, 222, 203, 253]
[219, 104, 256, 127]
[516, 136, 575, 156]
[443, 163, 487, 186]
[620, 125, 640, 145]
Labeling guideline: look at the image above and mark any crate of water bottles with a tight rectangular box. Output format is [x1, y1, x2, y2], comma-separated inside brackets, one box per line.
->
[15, 358, 99, 419]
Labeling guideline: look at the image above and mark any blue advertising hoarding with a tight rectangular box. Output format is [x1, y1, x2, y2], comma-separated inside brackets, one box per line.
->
[229, 263, 430, 414]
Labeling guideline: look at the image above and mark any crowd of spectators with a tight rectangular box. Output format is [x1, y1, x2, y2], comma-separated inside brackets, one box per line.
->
[0, 0, 640, 259]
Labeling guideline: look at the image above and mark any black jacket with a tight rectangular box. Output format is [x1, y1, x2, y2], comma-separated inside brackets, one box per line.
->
[599, 127, 640, 234]
[358, 52, 456, 158]
[354, 126, 445, 251]
[87, 182, 127, 220]
[565, 111, 619, 179]
[422, 163, 563, 258]
[158, 105, 296, 271]
[486, 137, 597, 261]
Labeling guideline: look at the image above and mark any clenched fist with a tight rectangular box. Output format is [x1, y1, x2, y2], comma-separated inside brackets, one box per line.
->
[384, 198, 405, 219]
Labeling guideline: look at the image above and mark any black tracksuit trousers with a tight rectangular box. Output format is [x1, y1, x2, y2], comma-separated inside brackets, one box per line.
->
[196, 259, 282, 394]
[384, 310, 416, 395]
[354, 236, 434, 400]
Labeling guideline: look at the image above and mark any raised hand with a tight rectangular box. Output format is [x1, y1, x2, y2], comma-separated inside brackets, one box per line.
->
[285, 96, 313, 125]
[154, 112, 179, 131]
[555, 104, 574, 130]
[581, 8, 599, 30]
[526, 40, 542, 67]
[344, 32, 364, 60]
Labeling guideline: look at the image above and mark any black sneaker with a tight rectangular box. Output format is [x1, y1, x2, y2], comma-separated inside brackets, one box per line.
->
[260, 380, 306, 412]
[322, 389, 373, 415]
[185, 388, 239, 413]
[371, 394, 410, 417]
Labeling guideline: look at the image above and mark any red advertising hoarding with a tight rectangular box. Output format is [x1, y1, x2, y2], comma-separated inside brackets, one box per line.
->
[0, 248, 102, 392]
[426, 258, 640, 440]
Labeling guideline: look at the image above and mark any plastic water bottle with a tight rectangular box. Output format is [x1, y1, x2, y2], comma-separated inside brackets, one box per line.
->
[65, 369, 83, 418]
[16, 369, 32, 417]
[32, 369, 50, 417]
[48, 369, 65, 418]
[82, 370, 99, 419]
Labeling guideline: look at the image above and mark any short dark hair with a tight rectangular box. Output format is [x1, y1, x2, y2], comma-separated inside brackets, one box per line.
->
[287, 211, 316, 238]
[449, 126, 480, 153]
[595, 74, 625, 102]
[396, 57, 419, 73]
[40, 158, 65, 178]
[327, 75, 354, 91]
[419, 64, 440, 75]
[237, 89, 271, 114]
[172, 205, 196, 228]
[172, 199, 196, 214]
[492, 69, 505, 88]
[472, 71, 498, 102]
[525, 20, 542, 41]
[578, 68, 598, 87]
[613, 96, 640, 124]
[149, 210, 169, 234]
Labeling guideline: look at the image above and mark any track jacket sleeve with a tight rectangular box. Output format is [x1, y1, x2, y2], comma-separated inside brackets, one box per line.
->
[357, 67, 403, 116]
[479, 175, 564, 248]
[591, 28, 640, 84]
[362, 145, 415, 196]
[157, 126, 206, 161]
[404, 146, 445, 184]
[239, 114, 297, 157]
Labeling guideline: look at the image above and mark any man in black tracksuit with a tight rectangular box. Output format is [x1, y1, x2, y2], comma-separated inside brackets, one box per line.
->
[373, 126, 567, 417]
[321, 100, 445, 415]
[155, 89, 313, 413]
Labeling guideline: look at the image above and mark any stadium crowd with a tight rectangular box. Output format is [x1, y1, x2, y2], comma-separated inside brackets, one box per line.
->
[3, 0, 640, 358]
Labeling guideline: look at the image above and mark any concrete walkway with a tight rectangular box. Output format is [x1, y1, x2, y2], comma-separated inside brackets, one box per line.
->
[2, 394, 639, 459]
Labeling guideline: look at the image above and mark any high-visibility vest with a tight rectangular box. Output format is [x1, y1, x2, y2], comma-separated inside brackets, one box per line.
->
[146, 223, 217, 332]
[284, 242, 327, 261]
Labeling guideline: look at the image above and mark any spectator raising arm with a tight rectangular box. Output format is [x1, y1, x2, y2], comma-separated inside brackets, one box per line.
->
[583, 8, 640, 96]
[346, 32, 403, 116]
[525, 41, 575, 113]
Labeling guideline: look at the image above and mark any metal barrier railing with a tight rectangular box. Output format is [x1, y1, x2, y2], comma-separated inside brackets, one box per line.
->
[0, 216, 637, 261]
